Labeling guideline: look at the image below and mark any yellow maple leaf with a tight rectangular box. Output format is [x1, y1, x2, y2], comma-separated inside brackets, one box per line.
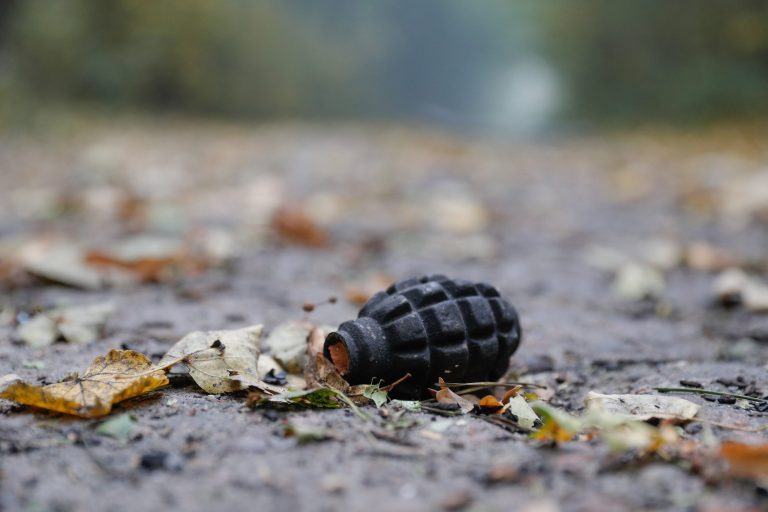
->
[0, 349, 168, 417]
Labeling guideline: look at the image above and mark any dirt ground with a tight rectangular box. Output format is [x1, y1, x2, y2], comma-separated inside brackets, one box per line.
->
[1, 118, 767, 512]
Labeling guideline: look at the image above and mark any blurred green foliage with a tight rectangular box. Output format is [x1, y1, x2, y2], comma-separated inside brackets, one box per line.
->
[531, 0, 768, 125]
[1, 0, 768, 126]
[5, 0, 373, 117]
[1, 0, 507, 122]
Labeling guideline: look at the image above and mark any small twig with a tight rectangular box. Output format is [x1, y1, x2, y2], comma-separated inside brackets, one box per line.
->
[480, 414, 532, 435]
[694, 419, 768, 433]
[440, 381, 546, 389]
[329, 389, 371, 421]
[420, 404, 465, 417]
[448, 385, 490, 395]
[382, 373, 412, 393]
[655, 387, 766, 403]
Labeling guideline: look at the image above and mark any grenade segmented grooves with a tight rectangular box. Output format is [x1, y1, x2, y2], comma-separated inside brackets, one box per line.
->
[324, 274, 521, 399]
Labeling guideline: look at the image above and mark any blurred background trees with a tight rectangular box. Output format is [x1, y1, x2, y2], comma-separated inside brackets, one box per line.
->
[1, 0, 767, 130]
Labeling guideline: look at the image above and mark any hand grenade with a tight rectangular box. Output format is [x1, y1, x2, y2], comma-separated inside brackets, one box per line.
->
[324, 275, 521, 399]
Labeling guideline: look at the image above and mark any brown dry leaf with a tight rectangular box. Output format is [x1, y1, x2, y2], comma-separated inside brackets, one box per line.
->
[85, 236, 206, 284]
[85, 250, 179, 283]
[436, 377, 475, 414]
[720, 441, 768, 484]
[270, 205, 329, 248]
[307, 325, 335, 358]
[685, 242, 737, 272]
[478, 394, 504, 414]
[0, 349, 168, 417]
[17, 240, 104, 290]
[501, 385, 524, 404]
[304, 353, 351, 393]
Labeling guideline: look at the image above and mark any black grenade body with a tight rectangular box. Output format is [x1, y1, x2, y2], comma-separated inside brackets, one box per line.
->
[324, 275, 521, 399]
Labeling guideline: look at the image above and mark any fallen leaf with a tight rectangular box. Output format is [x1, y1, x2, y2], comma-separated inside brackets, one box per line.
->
[436, 378, 475, 414]
[505, 395, 540, 429]
[96, 412, 137, 441]
[530, 403, 581, 444]
[0, 349, 168, 417]
[363, 382, 388, 408]
[304, 353, 351, 393]
[478, 395, 504, 413]
[501, 386, 524, 404]
[389, 399, 422, 412]
[685, 242, 737, 272]
[256, 354, 285, 381]
[720, 441, 768, 484]
[270, 205, 329, 248]
[158, 325, 283, 394]
[283, 419, 338, 443]
[307, 324, 335, 358]
[585, 392, 699, 422]
[261, 388, 342, 409]
[17, 302, 113, 347]
[16, 314, 57, 348]
[713, 268, 768, 312]
[426, 191, 490, 234]
[85, 251, 177, 283]
[484, 464, 519, 483]
[600, 420, 679, 454]
[744, 284, 768, 312]
[640, 239, 683, 271]
[439, 490, 473, 511]
[613, 262, 665, 301]
[18, 240, 104, 290]
[719, 172, 768, 228]
[84, 235, 205, 284]
[264, 320, 313, 374]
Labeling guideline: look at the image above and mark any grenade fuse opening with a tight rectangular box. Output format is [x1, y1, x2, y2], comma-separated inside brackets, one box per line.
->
[325, 334, 350, 376]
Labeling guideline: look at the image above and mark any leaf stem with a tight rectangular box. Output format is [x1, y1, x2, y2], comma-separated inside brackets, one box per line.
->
[382, 373, 412, 393]
[330, 389, 371, 421]
[654, 387, 765, 403]
[440, 381, 546, 389]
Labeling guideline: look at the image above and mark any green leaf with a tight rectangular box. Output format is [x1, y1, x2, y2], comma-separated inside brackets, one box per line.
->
[505, 395, 541, 429]
[363, 383, 388, 408]
[531, 402, 583, 433]
[390, 399, 421, 412]
[95, 413, 137, 441]
[267, 388, 342, 409]
[283, 421, 336, 443]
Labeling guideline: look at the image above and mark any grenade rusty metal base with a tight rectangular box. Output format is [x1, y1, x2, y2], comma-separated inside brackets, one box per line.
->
[324, 275, 521, 400]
